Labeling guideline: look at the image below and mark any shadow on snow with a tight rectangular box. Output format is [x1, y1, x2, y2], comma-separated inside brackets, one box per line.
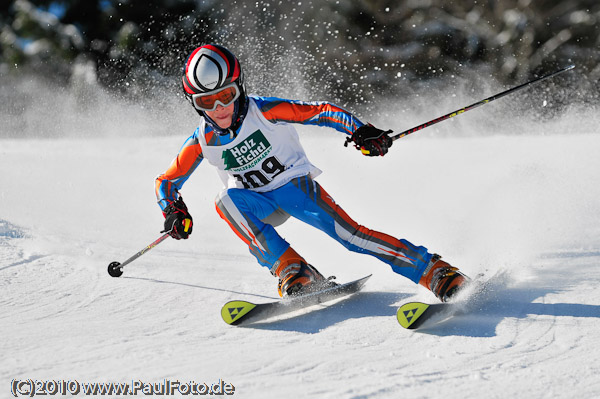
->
[124, 261, 600, 336]
[416, 280, 600, 337]
[123, 276, 276, 300]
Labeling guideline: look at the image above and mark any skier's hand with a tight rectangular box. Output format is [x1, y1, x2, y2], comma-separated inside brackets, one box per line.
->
[162, 198, 193, 240]
[349, 124, 393, 156]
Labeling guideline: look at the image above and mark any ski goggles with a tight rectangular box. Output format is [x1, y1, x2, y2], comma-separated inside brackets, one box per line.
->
[191, 83, 240, 112]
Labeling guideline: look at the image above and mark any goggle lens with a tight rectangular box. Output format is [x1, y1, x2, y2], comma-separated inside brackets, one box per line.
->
[192, 85, 240, 111]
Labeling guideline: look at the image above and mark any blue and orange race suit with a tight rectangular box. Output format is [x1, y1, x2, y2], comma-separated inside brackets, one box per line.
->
[156, 96, 433, 283]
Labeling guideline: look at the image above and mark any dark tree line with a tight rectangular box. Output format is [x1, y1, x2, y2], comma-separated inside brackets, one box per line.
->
[1, 0, 599, 105]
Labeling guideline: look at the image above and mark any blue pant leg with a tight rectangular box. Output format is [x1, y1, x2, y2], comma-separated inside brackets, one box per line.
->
[267, 176, 433, 283]
[215, 188, 290, 269]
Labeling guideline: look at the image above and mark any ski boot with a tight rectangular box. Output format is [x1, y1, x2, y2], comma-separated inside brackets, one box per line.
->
[419, 254, 469, 302]
[272, 247, 335, 297]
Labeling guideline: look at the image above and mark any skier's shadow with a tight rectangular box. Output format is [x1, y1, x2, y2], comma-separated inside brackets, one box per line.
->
[125, 275, 600, 336]
[241, 291, 411, 333]
[415, 284, 600, 337]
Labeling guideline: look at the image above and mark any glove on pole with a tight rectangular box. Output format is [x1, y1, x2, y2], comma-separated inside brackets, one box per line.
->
[162, 197, 193, 240]
[346, 124, 394, 156]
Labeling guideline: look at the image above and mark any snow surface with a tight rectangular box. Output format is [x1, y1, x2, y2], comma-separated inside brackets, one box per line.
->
[1, 88, 600, 399]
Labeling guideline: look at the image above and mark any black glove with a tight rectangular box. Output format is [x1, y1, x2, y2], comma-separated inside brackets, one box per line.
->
[347, 124, 393, 156]
[162, 198, 193, 240]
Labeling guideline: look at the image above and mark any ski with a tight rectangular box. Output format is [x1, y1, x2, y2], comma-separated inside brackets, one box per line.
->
[221, 274, 371, 326]
[397, 276, 494, 330]
[397, 301, 463, 329]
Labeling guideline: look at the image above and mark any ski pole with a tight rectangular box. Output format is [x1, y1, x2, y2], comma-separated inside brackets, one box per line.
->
[391, 64, 575, 141]
[107, 232, 171, 277]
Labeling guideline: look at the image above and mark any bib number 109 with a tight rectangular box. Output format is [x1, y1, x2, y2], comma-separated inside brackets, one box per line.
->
[233, 156, 286, 189]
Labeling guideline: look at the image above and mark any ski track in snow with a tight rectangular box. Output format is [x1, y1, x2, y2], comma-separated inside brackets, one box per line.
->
[1, 117, 600, 398]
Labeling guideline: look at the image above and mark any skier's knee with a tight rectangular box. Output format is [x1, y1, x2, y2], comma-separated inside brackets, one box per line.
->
[337, 225, 368, 252]
[215, 188, 242, 213]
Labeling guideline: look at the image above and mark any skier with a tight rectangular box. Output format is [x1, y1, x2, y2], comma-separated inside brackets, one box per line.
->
[155, 44, 469, 302]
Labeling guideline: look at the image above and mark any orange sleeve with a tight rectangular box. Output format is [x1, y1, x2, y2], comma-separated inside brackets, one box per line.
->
[155, 133, 204, 211]
[254, 97, 364, 135]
